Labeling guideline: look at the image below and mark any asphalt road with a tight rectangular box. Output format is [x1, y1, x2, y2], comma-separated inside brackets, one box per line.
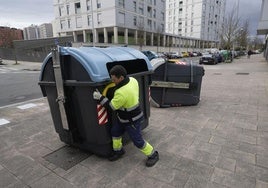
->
[0, 70, 43, 107]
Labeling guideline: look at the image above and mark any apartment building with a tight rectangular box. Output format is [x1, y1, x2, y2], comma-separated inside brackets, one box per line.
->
[23, 25, 40, 40]
[165, 0, 226, 41]
[23, 23, 53, 40]
[53, 0, 166, 46]
[39, 23, 53, 39]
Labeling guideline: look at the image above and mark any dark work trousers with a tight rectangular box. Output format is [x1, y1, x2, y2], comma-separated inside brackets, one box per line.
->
[111, 118, 145, 149]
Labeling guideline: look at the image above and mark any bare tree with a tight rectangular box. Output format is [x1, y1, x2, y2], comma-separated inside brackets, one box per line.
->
[219, 6, 241, 50]
[156, 26, 164, 53]
[239, 20, 250, 50]
[137, 20, 145, 51]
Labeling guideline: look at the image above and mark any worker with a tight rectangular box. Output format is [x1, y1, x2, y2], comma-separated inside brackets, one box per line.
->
[93, 65, 159, 167]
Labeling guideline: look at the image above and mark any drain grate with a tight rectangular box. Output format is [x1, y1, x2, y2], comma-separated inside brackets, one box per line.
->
[213, 72, 222, 75]
[43, 146, 91, 170]
[236, 72, 249, 75]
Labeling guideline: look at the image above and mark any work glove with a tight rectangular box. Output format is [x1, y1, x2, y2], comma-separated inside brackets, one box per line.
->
[93, 89, 102, 100]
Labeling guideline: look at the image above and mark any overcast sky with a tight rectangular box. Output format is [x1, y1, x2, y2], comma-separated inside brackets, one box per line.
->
[0, 0, 263, 35]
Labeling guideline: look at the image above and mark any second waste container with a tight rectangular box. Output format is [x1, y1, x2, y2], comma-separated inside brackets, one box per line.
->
[39, 46, 153, 157]
[150, 58, 204, 107]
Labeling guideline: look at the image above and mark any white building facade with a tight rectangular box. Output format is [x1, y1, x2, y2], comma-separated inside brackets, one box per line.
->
[53, 0, 166, 46]
[165, 0, 226, 41]
[53, 0, 218, 50]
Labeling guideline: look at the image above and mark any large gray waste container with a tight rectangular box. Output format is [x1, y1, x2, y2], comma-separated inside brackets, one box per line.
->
[38, 46, 153, 157]
[150, 58, 204, 107]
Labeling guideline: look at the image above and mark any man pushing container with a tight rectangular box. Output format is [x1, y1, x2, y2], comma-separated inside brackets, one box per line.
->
[93, 65, 159, 167]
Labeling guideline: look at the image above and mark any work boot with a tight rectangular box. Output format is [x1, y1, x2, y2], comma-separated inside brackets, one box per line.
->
[146, 151, 159, 167]
[108, 149, 125, 161]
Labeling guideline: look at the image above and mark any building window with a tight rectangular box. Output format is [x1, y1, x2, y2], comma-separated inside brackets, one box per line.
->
[76, 16, 82, 28]
[139, 17, 144, 26]
[139, 7, 144, 15]
[67, 19, 71, 28]
[147, 6, 152, 18]
[133, 16, 137, 26]
[75, 2, 81, 14]
[97, 0, 101, 8]
[119, 0, 125, 8]
[118, 12, 125, 26]
[59, 6, 64, 16]
[97, 13, 102, 24]
[60, 20, 66, 29]
[161, 24, 164, 32]
[66, 5, 70, 15]
[87, 15, 92, 26]
[161, 12, 164, 21]
[147, 19, 152, 30]
[87, 0, 91, 11]
[133, 1, 137, 12]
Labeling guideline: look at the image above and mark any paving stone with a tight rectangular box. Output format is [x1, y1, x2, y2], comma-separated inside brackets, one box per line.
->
[190, 141, 222, 155]
[211, 167, 256, 188]
[214, 156, 236, 172]
[235, 160, 268, 182]
[183, 148, 218, 166]
[135, 164, 190, 188]
[175, 157, 214, 180]
[0, 167, 23, 188]
[239, 142, 268, 155]
[29, 172, 74, 188]
[63, 164, 103, 187]
[256, 179, 268, 188]
[220, 146, 256, 164]
[184, 175, 210, 188]
[234, 121, 258, 131]
[110, 171, 177, 188]
[257, 137, 268, 148]
[257, 154, 268, 169]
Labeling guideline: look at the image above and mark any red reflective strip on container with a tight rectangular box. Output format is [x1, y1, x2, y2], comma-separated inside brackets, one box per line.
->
[97, 104, 108, 125]
[175, 61, 186, 65]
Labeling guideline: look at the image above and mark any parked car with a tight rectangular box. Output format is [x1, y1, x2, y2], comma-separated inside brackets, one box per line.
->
[199, 52, 217, 65]
[181, 51, 189, 57]
[166, 52, 182, 59]
[0, 57, 2, 64]
[214, 53, 223, 63]
[141, 50, 159, 61]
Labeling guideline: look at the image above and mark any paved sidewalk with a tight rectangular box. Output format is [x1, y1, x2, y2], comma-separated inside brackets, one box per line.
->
[0, 59, 42, 71]
[1, 54, 268, 188]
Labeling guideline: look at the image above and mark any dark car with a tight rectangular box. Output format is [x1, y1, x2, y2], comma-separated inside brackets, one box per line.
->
[214, 53, 223, 63]
[199, 52, 217, 65]
[141, 50, 159, 61]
